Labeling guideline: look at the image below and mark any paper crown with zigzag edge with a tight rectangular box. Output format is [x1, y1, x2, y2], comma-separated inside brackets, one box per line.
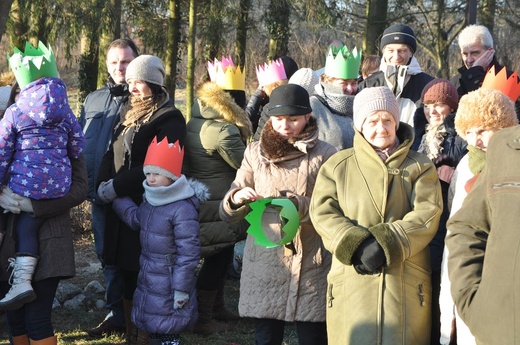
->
[206, 55, 245, 91]
[324, 45, 362, 80]
[255, 58, 287, 87]
[481, 65, 520, 102]
[143, 136, 184, 178]
[8, 41, 59, 89]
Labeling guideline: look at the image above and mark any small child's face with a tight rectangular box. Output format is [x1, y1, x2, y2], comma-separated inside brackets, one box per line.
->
[146, 173, 174, 187]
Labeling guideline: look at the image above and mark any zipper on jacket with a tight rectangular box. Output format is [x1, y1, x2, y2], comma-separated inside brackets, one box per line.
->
[418, 283, 425, 306]
[327, 284, 334, 308]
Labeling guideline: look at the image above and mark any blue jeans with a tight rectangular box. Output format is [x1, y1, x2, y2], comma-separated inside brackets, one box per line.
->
[91, 202, 125, 327]
[1, 277, 59, 340]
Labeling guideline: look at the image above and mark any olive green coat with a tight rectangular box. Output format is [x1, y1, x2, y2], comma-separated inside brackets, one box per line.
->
[310, 124, 442, 345]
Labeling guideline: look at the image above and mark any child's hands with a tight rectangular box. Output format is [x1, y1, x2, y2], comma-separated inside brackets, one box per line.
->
[232, 187, 262, 205]
[0, 186, 33, 214]
[173, 290, 189, 309]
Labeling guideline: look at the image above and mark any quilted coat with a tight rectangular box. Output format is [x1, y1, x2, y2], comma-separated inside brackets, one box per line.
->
[0, 77, 85, 199]
[310, 123, 442, 345]
[219, 117, 337, 322]
[112, 176, 204, 334]
[183, 82, 251, 257]
[447, 126, 520, 345]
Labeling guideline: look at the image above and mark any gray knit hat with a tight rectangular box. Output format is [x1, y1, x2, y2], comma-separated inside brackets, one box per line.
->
[126, 55, 165, 86]
[353, 86, 400, 131]
[143, 164, 178, 181]
[289, 68, 320, 97]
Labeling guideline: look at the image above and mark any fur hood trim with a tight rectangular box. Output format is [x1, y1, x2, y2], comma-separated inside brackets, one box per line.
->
[196, 82, 253, 142]
[187, 177, 211, 202]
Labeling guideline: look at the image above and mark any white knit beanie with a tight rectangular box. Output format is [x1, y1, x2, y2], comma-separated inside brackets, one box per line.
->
[126, 55, 165, 86]
[143, 164, 178, 181]
[289, 68, 320, 96]
[353, 86, 400, 131]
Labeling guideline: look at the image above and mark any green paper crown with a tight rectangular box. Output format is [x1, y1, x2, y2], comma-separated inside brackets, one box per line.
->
[8, 41, 58, 89]
[324, 45, 362, 80]
[244, 198, 299, 248]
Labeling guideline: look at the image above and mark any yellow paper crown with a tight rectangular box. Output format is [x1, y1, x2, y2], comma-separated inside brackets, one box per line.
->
[481, 65, 520, 102]
[206, 56, 245, 91]
[324, 45, 362, 80]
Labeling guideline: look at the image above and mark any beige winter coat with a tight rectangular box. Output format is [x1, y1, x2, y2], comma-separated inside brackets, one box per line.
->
[220, 118, 337, 321]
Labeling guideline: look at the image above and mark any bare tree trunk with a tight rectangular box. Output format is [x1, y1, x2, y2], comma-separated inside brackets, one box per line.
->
[165, 0, 180, 101]
[480, 0, 496, 33]
[0, 0, 14, 39]
[185, 0, 197, 121]
[235, 0, 250, 68]
[363, 0, 388, 55]
[9, 0, 31, 49]
[203, 0, 224, 63]
[267, 0, 290, 60]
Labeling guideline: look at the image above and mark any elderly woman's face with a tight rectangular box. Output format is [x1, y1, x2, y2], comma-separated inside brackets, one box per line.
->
[361, 110, 397, 150]
[128, 79, 152, 98]
[465, 127, 496, 151]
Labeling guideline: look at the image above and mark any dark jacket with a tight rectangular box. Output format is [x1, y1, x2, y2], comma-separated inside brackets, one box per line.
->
[359, 60, 434, 126]
[0, 156, 88, 281]
[412, 111, 467, 270]
[447, 125, 520, 344]
[97, 93, 186, 271]
[80, 83, 128, 203]
[183, 82, 251, 257]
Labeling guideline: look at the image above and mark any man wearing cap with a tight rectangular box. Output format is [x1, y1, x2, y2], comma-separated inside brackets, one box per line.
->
[359, 23, 434, 126]
[80, 38, 139, 338]
[310, 86, 442, 344]
[220, 84, 337, 345]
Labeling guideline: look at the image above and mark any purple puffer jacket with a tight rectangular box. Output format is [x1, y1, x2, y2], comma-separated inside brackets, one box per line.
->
[0, 77, 85, 199]
[112, 176, 202, 334]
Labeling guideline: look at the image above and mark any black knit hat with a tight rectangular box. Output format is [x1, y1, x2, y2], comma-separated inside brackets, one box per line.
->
[380, 24, 417, 53]
[266, 84, 312, 116]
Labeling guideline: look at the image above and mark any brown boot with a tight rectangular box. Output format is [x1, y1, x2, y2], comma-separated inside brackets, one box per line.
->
[135, 329, 150, 345]
[124, 299, 137, 345]
[12, 334, 30, 345]
[192, 289, 228, 335]
[213, 281, 240, 321]
[29, 335, 57, 344]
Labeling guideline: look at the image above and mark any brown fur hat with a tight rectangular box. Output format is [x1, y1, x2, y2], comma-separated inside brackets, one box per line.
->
[455, 88, 518, 140]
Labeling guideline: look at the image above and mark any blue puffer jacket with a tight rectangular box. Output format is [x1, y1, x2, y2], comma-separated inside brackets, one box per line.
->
[112, 176, 206, 334]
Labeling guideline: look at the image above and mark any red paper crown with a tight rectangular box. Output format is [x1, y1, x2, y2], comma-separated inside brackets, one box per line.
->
[481, 65, 520, 102]
[143, 136, 184, 177]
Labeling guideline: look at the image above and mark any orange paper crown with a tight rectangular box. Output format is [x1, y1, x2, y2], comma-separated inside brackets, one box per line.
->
[255, 58, 287, 87]
[481, 65, 520, 102]
[143, 136, 184, 177]
[206, 55, 245, 90]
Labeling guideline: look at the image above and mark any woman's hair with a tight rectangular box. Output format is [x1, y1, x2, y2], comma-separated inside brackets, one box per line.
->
[225, 90, 246, 109]
[361, 55, 381, 79]
[458, 25, 493, 49]
[263, 79, 288, 96]
[8, 82, 19, 107]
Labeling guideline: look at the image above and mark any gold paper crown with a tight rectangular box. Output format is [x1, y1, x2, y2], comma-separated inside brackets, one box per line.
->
[8, 41, 59, 89]
[482, 65, 520, 102]
[324, 45, 362, 80]
[143, 136, 184, 178]
[206, 56, 245, 91]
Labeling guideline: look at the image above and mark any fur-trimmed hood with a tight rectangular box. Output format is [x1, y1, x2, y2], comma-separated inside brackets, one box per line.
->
[194, 82, 253, 142]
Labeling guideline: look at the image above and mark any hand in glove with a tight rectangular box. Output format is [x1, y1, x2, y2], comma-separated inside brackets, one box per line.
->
[432, 154, 453, 168]
[97, 179, 117, 203]
[173, 290, 189, 310]
[0, 186, 34, 214]
[352, 237, 385, 274]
